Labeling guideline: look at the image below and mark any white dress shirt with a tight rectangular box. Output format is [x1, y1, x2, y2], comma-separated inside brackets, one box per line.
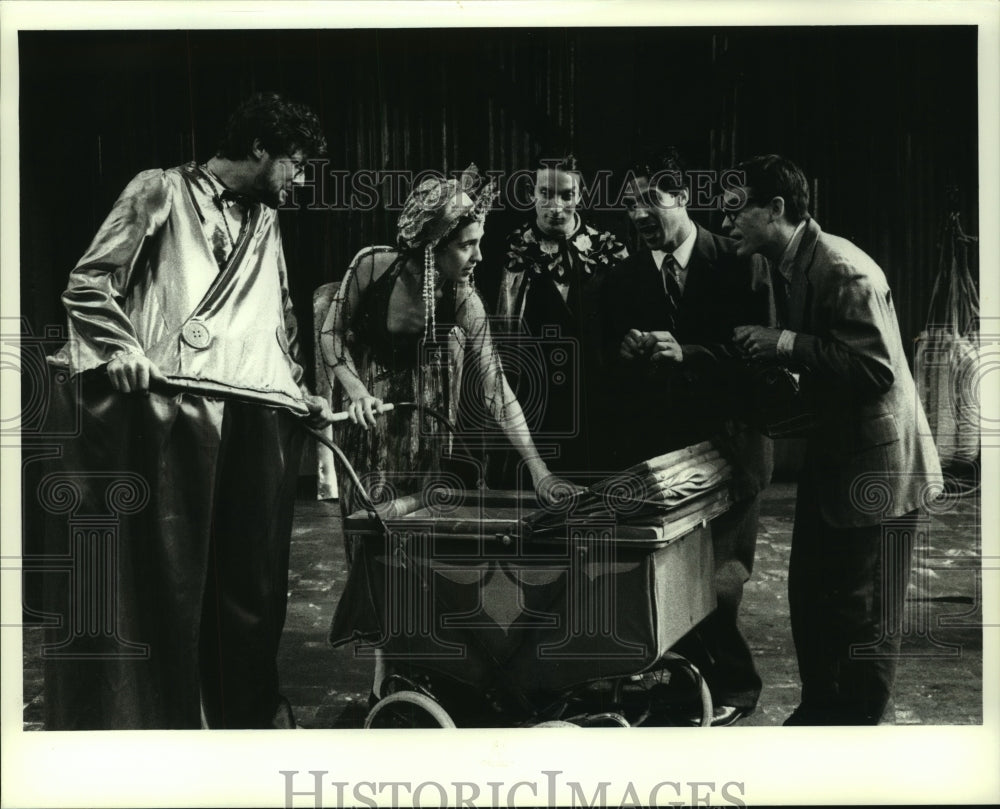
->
[651, 223, 697, 295]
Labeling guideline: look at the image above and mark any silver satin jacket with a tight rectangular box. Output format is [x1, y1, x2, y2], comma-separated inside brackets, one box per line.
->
[51, 162, 309, 413]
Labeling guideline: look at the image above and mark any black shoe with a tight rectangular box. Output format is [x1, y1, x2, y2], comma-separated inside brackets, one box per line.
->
[662, 703, 754, 727]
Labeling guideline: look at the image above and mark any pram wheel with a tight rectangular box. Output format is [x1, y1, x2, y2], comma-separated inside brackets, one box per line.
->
[615, 656, 714, 727]
[364, 691, 456, 728]
[665, 658, 713, 727]
[575, 712, 631, 728]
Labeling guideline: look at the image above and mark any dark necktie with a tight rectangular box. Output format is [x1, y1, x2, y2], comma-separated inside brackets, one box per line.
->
[218, 188, 255, 208]
[660, 254, 682, 330]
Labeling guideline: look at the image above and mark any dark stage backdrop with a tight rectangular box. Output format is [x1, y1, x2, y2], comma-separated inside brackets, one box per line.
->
[19, 25, 979, 416]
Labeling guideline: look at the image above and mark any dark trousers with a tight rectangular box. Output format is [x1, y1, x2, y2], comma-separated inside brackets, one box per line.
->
[40, 373, 304, 729]
[673, 493, 763, 709]
[197, 402, 304, 729]
[786, 476, 916, 725]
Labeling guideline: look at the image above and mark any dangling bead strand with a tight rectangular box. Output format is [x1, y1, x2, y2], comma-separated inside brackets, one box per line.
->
[423, 244, 436, 341]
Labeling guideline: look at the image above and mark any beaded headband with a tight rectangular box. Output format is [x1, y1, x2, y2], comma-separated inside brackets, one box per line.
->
[395, 164, 496, 341]
[397, 163, 497, 251]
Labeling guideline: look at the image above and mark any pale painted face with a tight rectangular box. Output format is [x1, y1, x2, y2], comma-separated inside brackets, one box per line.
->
[534, 168, 581, 236]
[721, 185, 773, 258]
[435, 221, 484, 284]
[623, 175, 688, 251]
[253, 148, 306, 208]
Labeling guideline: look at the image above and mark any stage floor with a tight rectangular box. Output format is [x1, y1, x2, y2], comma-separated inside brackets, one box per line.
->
[21, 482, 983, 729]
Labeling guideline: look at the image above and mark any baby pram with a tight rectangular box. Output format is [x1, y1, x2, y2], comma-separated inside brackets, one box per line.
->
[321, 403, 737, 728]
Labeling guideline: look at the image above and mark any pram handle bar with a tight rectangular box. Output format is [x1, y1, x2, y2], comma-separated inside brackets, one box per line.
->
[326, 402, 395, 422]
[317, 400, 473, 522]
[143, 377, 390, 527]
[144, 380, 474, 531]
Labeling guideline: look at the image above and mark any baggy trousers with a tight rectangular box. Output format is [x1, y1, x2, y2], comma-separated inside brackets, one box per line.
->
[40, 371, 305, 729]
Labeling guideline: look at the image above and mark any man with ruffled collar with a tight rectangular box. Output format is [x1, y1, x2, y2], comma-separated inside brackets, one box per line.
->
[493, 155, 629, 479]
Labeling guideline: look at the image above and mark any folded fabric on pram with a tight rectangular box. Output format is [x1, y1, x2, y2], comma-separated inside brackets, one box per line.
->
[526, 438, 735, 530]
[647, 449, 723, 479]
[641, 456, 733, 506]
[616, 440, 720, 477]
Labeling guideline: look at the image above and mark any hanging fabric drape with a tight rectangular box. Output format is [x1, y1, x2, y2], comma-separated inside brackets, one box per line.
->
[913, 211, 980, 468]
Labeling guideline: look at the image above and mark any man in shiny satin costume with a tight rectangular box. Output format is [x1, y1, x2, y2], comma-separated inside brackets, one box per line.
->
[43, 92, 333, 729]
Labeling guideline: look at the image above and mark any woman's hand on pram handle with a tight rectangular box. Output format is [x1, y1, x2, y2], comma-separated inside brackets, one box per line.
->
[345, 395, 389, 429]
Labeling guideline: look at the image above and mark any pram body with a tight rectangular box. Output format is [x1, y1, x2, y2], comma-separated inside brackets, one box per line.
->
[330, 481, 730, 727]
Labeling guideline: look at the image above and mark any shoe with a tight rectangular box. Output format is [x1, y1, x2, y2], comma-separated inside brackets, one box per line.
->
[710, 705, 754, 727]
[661, 704, 754, 727]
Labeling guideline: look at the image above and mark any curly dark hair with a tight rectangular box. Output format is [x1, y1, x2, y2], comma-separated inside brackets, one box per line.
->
[216, 91, 327, 160]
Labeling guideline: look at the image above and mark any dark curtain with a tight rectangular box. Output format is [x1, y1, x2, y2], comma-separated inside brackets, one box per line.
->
[19, 26, 978, 385]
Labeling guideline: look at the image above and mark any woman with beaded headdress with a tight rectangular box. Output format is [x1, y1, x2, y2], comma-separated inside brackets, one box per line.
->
[321, 165, 575, 702]
[320, 165, 569, 526]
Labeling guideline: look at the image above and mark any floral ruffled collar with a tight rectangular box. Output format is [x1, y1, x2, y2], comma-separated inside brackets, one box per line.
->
[504, 218, 627, 282]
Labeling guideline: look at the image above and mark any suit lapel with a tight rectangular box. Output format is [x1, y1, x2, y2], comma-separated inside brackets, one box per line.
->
[640, 249, 666, 301]
[787, 218, 821, 332]
[682, 225, 716, 304]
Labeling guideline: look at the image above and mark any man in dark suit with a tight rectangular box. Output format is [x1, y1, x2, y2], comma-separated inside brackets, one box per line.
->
[606, 149, 773, 726]
[727, 154, 943, 724]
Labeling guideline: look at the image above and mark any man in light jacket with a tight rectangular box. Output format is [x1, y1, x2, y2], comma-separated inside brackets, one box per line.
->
[727, 153, 943, 725]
